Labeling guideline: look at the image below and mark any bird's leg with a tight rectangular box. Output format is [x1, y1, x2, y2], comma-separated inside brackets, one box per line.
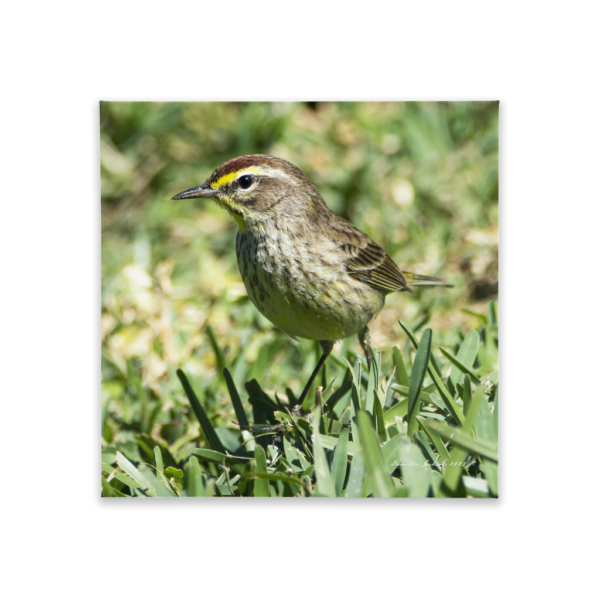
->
[358, 327, 372, 371]
[293, 340, 334, 413]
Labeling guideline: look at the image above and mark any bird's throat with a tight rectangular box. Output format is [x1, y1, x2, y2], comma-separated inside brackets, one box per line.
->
[228, 209, 246, 232]
[212, 197, 247, 232]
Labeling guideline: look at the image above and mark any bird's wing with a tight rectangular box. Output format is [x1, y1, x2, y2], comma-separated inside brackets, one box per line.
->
[327, 217, 411, 294]
[343, 241, 411, 293]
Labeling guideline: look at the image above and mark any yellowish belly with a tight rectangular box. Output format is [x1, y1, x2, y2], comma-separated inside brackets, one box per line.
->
[236, 231, 384, 341]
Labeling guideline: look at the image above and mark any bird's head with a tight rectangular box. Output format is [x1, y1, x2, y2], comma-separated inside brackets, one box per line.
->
[172, 155, 325, 231]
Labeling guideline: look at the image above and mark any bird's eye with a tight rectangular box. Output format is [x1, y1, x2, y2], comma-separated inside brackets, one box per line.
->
[238, 175, 254, 190]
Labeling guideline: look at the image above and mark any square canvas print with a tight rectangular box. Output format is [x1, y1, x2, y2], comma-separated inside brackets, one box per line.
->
[101, 101, 498, 498]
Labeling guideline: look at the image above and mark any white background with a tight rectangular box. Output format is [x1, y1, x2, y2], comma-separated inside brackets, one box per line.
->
[2, 1, 598, 598]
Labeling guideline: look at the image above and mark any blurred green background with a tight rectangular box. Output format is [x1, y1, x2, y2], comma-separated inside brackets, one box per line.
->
[101, 101, 498, 458]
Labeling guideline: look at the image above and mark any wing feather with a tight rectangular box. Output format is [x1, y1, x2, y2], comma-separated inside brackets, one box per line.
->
[325, 213, 450, 295]
[344, 241, 410, 293]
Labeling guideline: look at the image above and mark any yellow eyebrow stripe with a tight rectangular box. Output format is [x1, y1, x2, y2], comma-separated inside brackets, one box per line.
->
[211, 166, 264, 189]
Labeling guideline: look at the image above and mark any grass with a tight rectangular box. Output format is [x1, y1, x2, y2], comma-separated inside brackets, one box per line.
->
[101, 101, 498, 498]
[101, 304, 498, 498]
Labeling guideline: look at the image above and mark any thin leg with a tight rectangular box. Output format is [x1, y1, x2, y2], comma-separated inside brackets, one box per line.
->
[293, 340, 334, 413]
[358, 327, 372, 371]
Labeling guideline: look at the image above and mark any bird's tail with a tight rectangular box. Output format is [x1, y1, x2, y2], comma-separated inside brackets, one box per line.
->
[402, 271, 454, 288]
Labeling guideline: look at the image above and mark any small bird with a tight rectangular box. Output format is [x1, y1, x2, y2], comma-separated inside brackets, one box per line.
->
[173, 155, 451, 410]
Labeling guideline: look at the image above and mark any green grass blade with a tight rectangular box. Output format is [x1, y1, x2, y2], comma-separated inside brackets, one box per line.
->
[460, 308, 488, 324]
[414, 431, 442, 472]
[313, 406, 336, 497]
[282, 436, 303, 473]
[185, 456, 206, 497]
[135, 433, 177, 467]
[462, 476, 491, 498]
[383, 399, 408, 425]
[441, 446, 468, 496]
[206, 324, 226, 378]
[407, 328, 432, 436]
[324, 366, 353, 415]
[374, 394, 387, 440]
[462, 386, 485, 434]
[441, 345, 481, 383]
[392, 346, 410, 387]
[488, 300, 497, 327]
[101, 476, 128, 497]
[481, 458, 498, 497]
[398, 320, 464, 425]
[353, 357, 362, 407]
[462, 375, 472, 415]
[101, 476, 116, 497]
[177, 369, 227, 454]
[165, 466, 183, 483]
[390, 384, 432, 404]
[116, 451, 175, 497]
[485, 325, 498, 363]
[365, 347, 379, 416]
[382, 434, 403, 473]
[113, 471, 141, 491]
[126, 360, 148, 433]
[331, 428, 349, 496]
[153, 446, 164, 473]
[192, 448, 246, 468]
[417, 417, 451, 462]
[223, 367, 249, 429]
[398, 442, 432, 497]
[253, 444, 270, 497]
[357, 411, 395, 497]
[381, 367, 397, 407]
[317, 433, 360, 455]
[341, 356, 362, 445]
[492, 398, 498, 441]
[116, 451, 155, 495]
[343, 451, 366, 497]
[449, 330, 480, 386]
[242, 472, 308, 493]
[474, 397, 498, 445]
[422, 418, 498, 462]
[425, 363, 463, 423]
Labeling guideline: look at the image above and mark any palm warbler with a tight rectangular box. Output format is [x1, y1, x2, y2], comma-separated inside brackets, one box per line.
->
[173, 155, 451, 409]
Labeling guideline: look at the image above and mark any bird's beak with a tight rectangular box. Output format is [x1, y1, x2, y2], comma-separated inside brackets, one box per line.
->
[172, 183, 218, 200]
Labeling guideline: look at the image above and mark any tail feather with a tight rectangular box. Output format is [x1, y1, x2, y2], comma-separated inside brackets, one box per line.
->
[402, 271, 453, 287]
